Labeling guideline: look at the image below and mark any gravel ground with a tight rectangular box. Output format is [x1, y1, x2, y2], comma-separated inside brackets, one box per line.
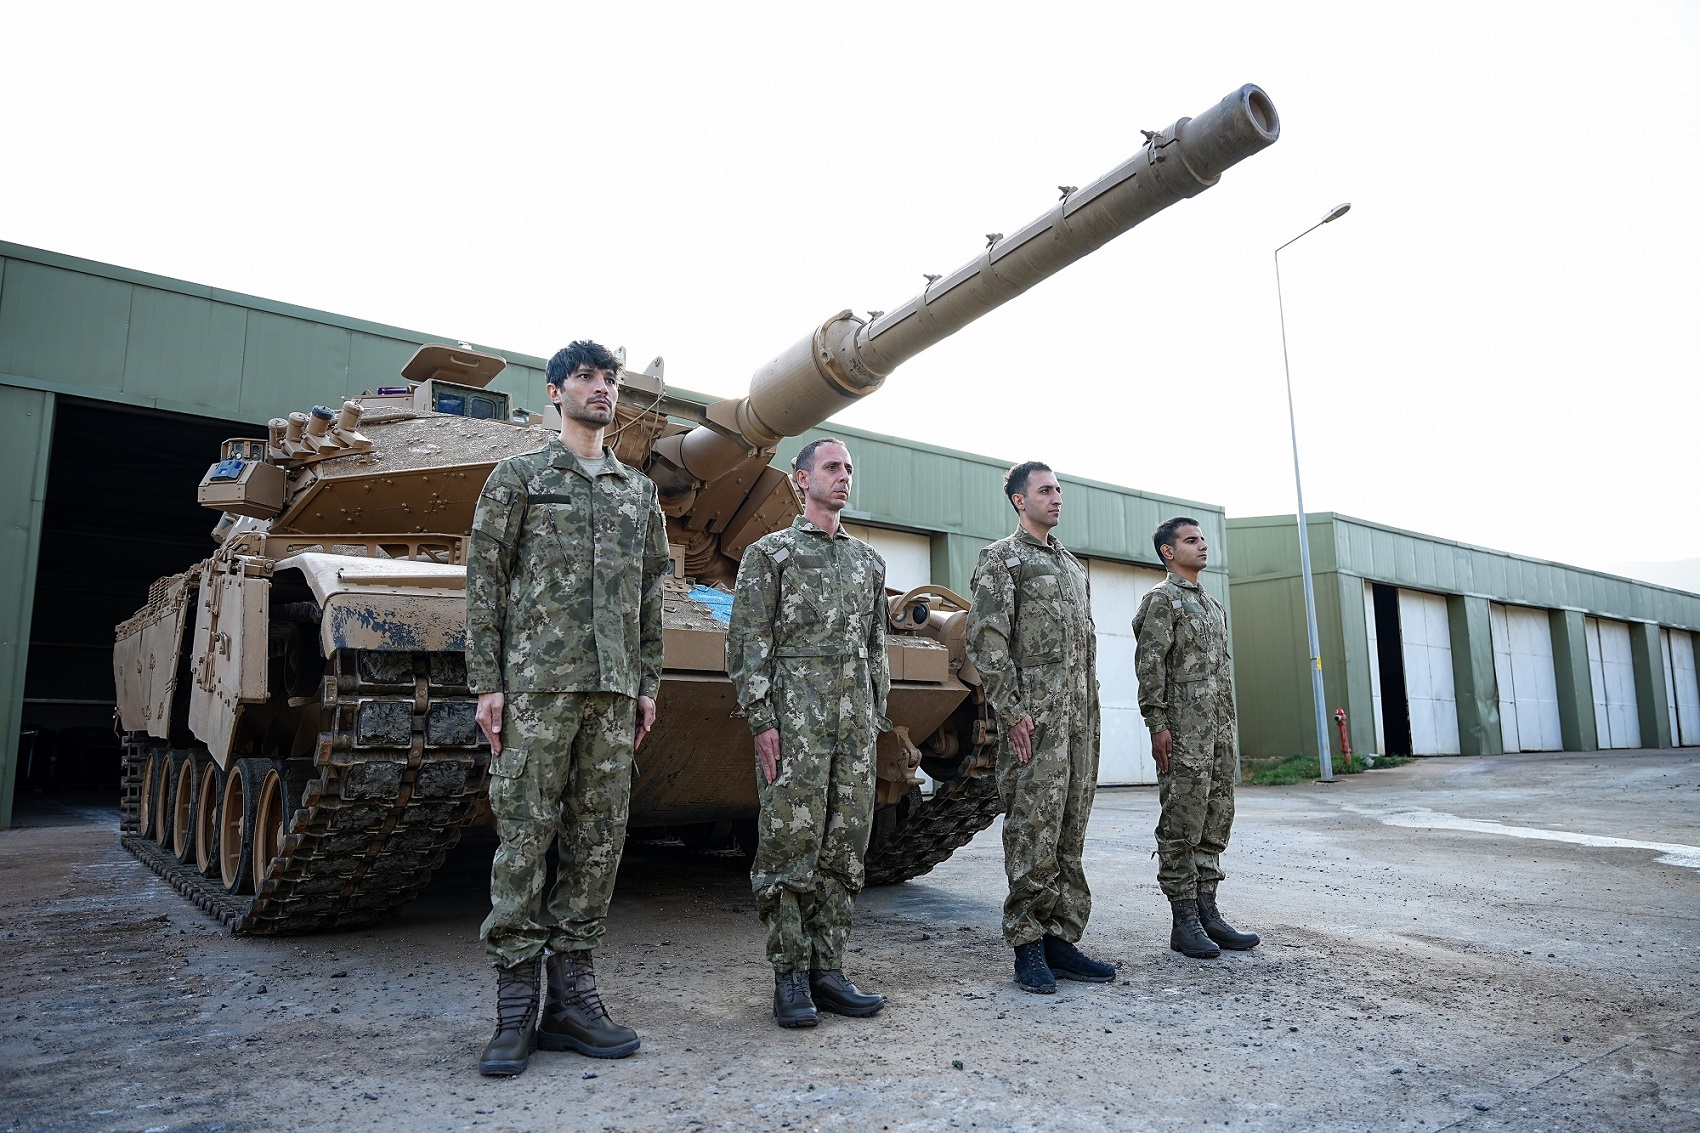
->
[1, 749, 1696, 1133]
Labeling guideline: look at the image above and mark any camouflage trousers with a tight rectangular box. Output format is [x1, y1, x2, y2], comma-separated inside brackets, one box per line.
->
[997, 704, 1100, 947]
[481, 691, 636, 969]
[1155, 722, 1236, 901]
[750, 728, 877, 974]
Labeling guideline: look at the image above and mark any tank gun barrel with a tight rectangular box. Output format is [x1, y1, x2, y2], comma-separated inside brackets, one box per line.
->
[650, 83, 1279, 495]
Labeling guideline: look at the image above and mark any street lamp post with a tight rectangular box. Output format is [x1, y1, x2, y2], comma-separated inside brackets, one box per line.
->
[1274, 202, 1351, 783]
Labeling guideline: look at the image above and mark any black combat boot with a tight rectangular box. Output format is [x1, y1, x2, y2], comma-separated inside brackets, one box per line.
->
[538, 950, 640, 1059]
[478, 955, 540, 1076]
[809, 969, 885, 1017]
[773, 970, 819, 1028]
[1012, 940, 1056, 994]
[1043, 935, 1116, 982]
[1197, 891, 1261, 950]
[1169, 899, 1221, 959]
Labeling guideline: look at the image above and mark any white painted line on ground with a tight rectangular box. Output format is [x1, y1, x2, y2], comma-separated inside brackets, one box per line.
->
[1339, 802, 1700, 870]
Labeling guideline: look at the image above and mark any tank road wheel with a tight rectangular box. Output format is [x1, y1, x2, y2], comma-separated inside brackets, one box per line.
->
[251, 761, 295, 894]
[194, 760, 226, 878]
[170, 752, 201, 864]
[138, 751, 163, 843]
[219, 758, 267, 895]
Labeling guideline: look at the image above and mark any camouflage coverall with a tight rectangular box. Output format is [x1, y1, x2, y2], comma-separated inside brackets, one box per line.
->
[1132, 573, 1236, 901]
[466, 438, 669, 968]
[965, 530, 1101, 948]
[726, 517, 890, 974]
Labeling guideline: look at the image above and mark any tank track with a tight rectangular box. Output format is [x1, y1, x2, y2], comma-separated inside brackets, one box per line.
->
[864, 767, 1002, 886]
[120, 649, 488, 934]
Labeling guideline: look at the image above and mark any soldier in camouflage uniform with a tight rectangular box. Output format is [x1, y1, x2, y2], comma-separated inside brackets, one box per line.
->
[965, 461, 1116, 994]
[1132, 516, 1260, 959]
[727, 438, 891, 1028]
[466, 340, 670, 1074]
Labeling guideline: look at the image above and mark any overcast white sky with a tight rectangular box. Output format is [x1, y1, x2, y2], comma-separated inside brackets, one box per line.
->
[4, 2, 1696, 581]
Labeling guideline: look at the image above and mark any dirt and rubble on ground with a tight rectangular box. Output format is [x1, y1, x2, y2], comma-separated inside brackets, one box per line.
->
[1, 751, 1696, 1133]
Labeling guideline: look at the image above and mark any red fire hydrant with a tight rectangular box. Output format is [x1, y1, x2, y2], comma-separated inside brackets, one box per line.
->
[1334, 708, 1354, 770]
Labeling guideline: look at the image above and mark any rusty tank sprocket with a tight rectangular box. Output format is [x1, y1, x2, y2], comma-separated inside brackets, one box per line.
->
[121, 648, 488, 934]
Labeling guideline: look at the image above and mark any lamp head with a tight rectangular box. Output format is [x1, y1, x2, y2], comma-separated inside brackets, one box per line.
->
[1323, 202, 1352, 223]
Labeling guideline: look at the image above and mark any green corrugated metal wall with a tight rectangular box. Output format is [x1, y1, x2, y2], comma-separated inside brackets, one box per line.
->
[1228, 513, 1700, 760]
[774, 427, 1230, 602]
[0, 386, 55, 829]
[0, 243, 549, 427]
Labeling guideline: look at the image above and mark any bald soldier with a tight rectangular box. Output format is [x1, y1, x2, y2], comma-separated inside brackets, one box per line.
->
[1132, 516, 1260, 958]
[965, 461, 1116, 993]
[727, 438, 891, 1028]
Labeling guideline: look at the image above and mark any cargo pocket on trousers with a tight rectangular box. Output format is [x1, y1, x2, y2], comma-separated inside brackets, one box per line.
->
[489, 747, 529, 780]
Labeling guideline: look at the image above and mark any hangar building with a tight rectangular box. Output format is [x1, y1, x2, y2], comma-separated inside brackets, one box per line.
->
[1228, 513, 1700, 761]
[0, 240, 1221, 828]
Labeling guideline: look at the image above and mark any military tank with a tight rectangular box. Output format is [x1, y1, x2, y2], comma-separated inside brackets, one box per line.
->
[114, 84, 1280, 932]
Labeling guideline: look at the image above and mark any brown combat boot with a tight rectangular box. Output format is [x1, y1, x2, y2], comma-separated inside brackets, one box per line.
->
[1169, 898, 1221, 959]
[1197, 890, 1261, 950]
[538, 950, 640, 1059]
[478, 955, 540, 1076]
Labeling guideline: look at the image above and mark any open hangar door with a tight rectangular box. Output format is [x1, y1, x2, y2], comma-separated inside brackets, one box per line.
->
[1585, 616, 1641, 749]
[1087, 558, 1167, 785]
[1661, 628, 1700, 747]
[1490, 603, 1564, 752]
[1363, 583, 1460, 755]
[17, 399, 245, 800]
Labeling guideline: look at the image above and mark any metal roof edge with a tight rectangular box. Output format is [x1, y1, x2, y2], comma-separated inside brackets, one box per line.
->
[1229, 511, 1700, 603]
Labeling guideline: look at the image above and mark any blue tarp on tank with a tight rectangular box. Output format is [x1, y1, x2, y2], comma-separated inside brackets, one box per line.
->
[687, 585, 735, 625]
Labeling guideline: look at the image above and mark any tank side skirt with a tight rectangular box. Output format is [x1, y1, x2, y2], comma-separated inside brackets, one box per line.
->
[119, 648, 489, 934]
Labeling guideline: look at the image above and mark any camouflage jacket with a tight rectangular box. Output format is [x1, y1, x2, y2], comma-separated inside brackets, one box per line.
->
[965, 529, 1098, 728]
[465, 438, 669, 698]
[1131, 573, 1235, 734]
[725, 516, 891, 736]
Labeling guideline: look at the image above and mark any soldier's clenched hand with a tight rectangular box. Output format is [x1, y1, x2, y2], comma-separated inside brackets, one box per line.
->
[635, 695, 657, 750]
[1151, 728, 1172, 774]
[477, 692, 505, 756]
[754, 728, 781, 784]
[1010, 714, 1035, 764]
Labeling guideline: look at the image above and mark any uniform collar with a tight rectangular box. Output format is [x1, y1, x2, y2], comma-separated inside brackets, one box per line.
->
[1015, 528, 1063, 553]
[547, 436, 629, 481]
[792, 515, 849, 539]
[1166, 572, 1203, 591]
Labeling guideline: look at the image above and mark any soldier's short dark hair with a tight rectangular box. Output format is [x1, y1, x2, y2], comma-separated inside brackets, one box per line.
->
[546, 340, 621, 387]
[793, 437, 849, 473]
[1153, 516, 1202, 562]
[1003, 461, 1053, 510]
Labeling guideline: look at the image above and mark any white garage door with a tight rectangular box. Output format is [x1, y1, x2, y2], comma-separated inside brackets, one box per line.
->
[1088, 558, 1168, 785]
[1664, 629, 1700, 747]
[1585, 617, 1641, 749]
[1398, 589, 1460, 755]
[1661, 629, 1681, 747]
[843, 524, 932, 593]
[1489, 603, 1564, 752]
